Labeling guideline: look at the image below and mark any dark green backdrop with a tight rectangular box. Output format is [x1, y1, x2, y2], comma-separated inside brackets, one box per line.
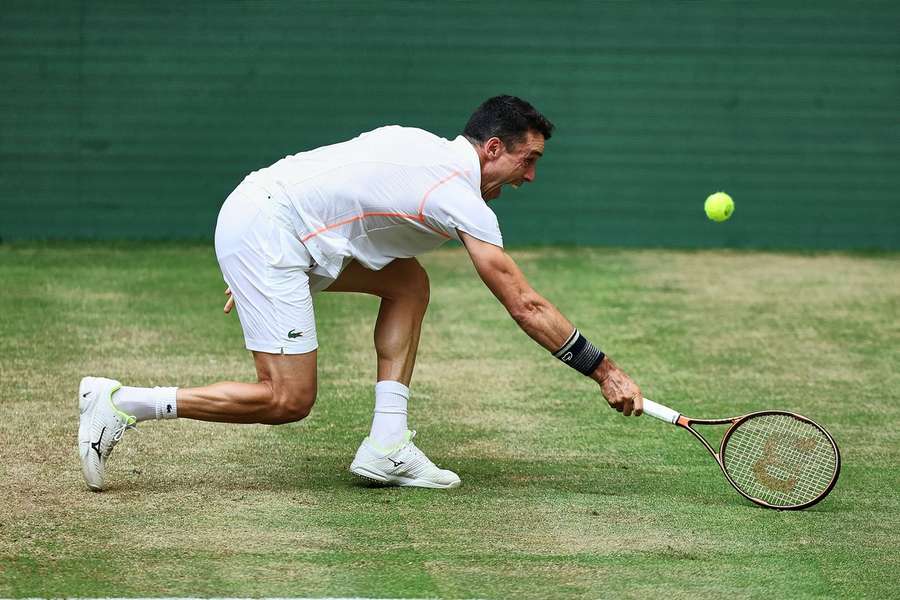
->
[2, 2, 898, 248]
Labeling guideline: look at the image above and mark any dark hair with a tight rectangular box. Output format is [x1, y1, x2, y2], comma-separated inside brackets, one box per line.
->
[463, 95, 554, 148]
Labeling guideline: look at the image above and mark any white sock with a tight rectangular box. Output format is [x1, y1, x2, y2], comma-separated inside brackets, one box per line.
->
[369, 380, 409, 450]
[112, 386, 179, 422]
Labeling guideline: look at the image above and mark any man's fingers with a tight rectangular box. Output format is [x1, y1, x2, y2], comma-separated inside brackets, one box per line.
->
[223, 286, 234, 313]
[600, 372, 644, 417]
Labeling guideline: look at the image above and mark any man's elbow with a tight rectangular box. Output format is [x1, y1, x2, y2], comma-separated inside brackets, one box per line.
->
[506, 293, 542, 328]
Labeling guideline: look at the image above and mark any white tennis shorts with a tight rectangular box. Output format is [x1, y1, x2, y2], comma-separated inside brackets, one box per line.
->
[214, 181, 341, 354]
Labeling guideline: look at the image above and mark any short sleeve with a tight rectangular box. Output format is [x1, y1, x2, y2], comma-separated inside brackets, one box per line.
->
[423, 185, 504, 248]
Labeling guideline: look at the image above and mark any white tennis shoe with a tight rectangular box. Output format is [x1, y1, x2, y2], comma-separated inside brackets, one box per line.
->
[350, 430, 461, 489]
[78, 376, 136, 492]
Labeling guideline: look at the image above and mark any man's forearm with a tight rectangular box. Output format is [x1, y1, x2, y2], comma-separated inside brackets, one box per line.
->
[505, 290, 575, 351]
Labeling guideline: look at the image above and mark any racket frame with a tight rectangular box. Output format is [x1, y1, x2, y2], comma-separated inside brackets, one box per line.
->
[643, 399, 841, 510]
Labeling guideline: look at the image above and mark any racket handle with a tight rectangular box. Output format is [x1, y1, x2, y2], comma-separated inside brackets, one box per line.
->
[641, 398, 680, 424]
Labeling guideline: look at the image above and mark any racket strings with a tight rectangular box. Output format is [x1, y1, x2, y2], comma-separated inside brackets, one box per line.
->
[722, 414, 837, 507]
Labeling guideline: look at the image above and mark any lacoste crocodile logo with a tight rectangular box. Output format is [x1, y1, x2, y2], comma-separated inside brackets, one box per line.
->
[288, 329, 303, 339]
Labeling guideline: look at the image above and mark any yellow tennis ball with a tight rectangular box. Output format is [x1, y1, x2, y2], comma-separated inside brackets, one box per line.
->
[705, 192, 734, 222]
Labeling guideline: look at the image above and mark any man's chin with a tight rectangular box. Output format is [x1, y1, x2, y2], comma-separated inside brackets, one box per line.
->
[483, 187, 502, 201]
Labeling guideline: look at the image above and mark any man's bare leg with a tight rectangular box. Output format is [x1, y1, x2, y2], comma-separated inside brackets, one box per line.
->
[79, 350, 318, 490]
[176, 350, 318, 425]
[324, 257, 430, 385]
[326, 258, 460, 488]
[325, 257, 429, 445]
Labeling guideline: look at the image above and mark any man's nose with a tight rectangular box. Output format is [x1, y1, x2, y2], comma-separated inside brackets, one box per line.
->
[523, 166, 536, 182]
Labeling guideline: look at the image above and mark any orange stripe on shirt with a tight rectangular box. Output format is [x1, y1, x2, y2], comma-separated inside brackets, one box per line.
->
[300, 170, 462, 242]
[417, 171, 462, 214]
[301, 212, 418, 242]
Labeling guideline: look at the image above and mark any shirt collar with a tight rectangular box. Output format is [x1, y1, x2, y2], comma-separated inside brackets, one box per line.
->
[452, 135, 482, 194]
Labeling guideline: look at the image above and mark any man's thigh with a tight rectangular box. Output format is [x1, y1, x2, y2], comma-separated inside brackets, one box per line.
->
[252, 350, 318, 395]
[322, 258, 427, 297]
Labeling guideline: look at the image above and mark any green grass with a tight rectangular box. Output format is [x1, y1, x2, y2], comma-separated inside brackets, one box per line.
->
[1, 243, 898, 599]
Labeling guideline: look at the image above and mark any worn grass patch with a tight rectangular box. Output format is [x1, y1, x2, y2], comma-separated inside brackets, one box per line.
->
[0, 243, 898, 599]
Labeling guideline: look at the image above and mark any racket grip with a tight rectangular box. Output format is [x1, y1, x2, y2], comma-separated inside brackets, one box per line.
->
[641, 398, 680, 424]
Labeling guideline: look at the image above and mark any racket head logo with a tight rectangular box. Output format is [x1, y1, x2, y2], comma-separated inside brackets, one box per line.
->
[750, 436, 800, 493]
[718, 411, 841, 510]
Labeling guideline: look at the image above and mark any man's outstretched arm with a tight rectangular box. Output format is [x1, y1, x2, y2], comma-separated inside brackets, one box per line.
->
[459, 231, 643, 416]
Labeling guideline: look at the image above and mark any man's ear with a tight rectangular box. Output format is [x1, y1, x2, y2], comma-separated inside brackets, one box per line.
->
[484, 137, 504, 160]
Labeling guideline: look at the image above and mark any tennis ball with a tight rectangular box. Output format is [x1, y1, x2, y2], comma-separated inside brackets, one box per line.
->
[704, 192, 734, 222]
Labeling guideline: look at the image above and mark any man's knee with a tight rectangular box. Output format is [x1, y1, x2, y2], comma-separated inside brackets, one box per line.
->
[397, 259, 430, 308]
[268, 383, 316, 424]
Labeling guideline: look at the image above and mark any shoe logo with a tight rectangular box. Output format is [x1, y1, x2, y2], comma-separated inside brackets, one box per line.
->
[166, 404, 172, 414]
[82, 392, 90, 398]
[387, 458, 404, 468]
[91, 427, 106, 460]
[287, 329, 303, 339]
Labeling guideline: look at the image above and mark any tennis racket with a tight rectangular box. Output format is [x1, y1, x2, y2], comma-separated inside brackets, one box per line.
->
[641, 398, 840, 510]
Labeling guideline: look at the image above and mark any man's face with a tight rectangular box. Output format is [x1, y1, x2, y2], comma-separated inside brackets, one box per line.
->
[480, 130, 545, 201]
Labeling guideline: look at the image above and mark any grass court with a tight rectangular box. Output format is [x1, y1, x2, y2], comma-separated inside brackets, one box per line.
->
[1, 243, 897, 598]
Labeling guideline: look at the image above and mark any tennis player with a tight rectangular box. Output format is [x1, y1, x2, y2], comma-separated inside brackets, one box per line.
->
[78, 95, 643, 491]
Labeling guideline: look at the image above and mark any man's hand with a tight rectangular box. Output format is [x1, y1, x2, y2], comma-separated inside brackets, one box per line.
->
[591, 357, 643, 416]
[224, 287, 234, 314]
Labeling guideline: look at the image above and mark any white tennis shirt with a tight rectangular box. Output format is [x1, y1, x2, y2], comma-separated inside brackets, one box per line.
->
[243, 126, 503, 278]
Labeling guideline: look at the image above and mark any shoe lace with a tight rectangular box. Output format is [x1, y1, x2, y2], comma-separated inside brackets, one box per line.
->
[407, 444, 428, 463]
[112, 416, 138, 444]
[401, 432, 439, 470]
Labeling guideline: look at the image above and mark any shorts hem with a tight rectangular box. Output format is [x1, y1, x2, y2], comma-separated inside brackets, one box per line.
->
[244, 338, 318, 355]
